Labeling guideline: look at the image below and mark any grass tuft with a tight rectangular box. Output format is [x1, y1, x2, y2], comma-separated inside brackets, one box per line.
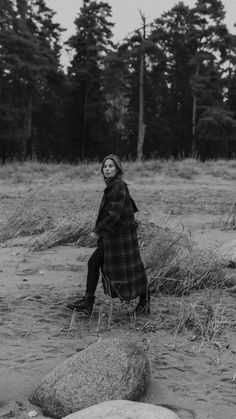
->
[172, 291, 232, 349]
[26, 214, 95, 251]
[142, 222, 226, 295]
[0, 199, 54, 243]
[218, 203, 236, 230]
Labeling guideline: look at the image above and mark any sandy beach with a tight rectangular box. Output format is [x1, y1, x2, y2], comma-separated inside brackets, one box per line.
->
[0, 163, 235, 419]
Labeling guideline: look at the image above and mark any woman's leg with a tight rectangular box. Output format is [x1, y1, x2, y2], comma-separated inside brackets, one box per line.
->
[139, 286, 150, 305]
[135, 285, 150, 315]
[86, 240, 104, 296]
[67, 240, 104, 314]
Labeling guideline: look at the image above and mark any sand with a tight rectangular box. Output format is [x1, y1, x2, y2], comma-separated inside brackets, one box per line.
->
[0, 172, 235, 419]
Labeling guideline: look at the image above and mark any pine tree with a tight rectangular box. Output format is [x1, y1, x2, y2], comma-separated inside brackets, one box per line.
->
[0, 0, 65, 160]
[190, 0, 230, 154]
[109, 25, 168, 158]
[151, 0, 231, 157]
[66, 0, 114, 159]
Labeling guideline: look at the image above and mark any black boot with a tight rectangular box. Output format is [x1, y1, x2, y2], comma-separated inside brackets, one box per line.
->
[67, 295, 95, 315]
[135, 288, 150, 315]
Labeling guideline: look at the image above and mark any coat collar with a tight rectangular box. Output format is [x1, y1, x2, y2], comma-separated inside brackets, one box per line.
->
[104, 174, 120, 190]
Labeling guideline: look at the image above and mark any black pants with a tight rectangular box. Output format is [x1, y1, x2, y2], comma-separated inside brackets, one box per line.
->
[85, 239, 149, 302]
[86, 240, 104, 296]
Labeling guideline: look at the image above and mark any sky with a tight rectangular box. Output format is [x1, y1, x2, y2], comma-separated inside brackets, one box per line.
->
[46, 0, 236, 67]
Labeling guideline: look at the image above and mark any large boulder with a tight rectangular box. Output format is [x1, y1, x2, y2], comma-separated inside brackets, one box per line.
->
[29, 338, 151, 418]
[63, 400, 180, 419]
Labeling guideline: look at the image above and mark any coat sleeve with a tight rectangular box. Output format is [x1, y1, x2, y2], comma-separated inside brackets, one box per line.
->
[94, 180, 126, 236]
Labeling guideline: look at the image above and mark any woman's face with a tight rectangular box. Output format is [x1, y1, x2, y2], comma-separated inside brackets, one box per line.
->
[103, 159, 117, 178]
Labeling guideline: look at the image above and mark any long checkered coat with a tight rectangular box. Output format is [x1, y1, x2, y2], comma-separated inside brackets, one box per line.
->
[94, 176, 147, 301]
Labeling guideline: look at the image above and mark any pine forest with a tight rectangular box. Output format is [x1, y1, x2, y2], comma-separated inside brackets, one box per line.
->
[1, 0, 236, 162]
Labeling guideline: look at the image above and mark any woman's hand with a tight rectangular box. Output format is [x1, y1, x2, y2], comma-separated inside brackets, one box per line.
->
[90, 231, 100, 240]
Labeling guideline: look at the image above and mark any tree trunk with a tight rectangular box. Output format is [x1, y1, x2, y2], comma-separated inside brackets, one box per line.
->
[25, 94, 32, 159]
[82, 82, 88, 160]
[137, 11, 146, 160]
[192, 93, 197, 156]
[191, 64, 199, 156]
[137, 52, 145, 160]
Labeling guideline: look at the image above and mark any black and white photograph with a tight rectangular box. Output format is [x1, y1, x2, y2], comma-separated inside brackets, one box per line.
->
[0, 1, 236, 418]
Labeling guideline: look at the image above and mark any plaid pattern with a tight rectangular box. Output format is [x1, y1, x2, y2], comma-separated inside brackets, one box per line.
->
[94, 177, 147, 301]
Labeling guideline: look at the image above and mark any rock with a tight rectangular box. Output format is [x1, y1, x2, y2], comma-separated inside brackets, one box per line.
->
[218, 239, 236, 268]
[29, 338, 151, 419]
[62, 400, 180, 419]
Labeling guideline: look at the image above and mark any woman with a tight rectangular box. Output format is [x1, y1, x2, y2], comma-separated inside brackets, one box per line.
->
[67, 154, 150, 315]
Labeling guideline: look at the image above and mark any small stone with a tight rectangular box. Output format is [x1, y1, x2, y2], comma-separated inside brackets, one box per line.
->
[28, 411, 38, 417]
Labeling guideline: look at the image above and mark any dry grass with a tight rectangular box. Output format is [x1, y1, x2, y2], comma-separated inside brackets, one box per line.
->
[26, 213, 95, 251]
[170, 290, 235, 355]
[172, 292, 230, 342]
[141, 221, 226, 295]
[122, 158, 236, 180]
[214, 203, 236, 231]
[0, 198, 54, 243]
[0, 158, 236, 186]
[0, 160, 101, 184]
[204, 159, 236, 180]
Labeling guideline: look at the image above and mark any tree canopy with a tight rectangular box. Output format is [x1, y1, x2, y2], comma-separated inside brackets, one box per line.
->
[0, 0, 236, 162]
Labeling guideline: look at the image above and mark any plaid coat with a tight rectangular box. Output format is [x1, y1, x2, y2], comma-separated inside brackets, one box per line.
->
[94, 176, 147, 301]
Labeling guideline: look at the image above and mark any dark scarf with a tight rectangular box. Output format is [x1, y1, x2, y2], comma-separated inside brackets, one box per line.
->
[104, 174, 121, 188]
